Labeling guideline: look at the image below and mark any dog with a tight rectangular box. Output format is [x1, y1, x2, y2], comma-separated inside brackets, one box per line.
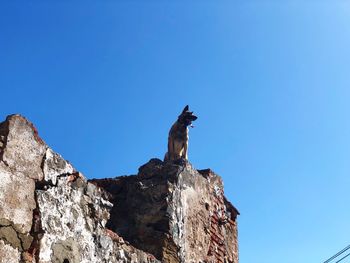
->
[164, 105, 197, 161]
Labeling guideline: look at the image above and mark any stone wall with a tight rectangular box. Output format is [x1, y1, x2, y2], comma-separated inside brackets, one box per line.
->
[0, 114, 239, 263]
[91, 160, 239, 263]
[0, 115, 159, 263]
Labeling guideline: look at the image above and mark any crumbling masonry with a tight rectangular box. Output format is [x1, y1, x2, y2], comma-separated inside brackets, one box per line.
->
[0, 114, 239, 263]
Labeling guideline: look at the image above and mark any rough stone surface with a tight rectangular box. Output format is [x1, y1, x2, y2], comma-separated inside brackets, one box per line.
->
[0, 114, 239, 263]
[42, 147, 75, 185]
[0, 114, 46, 181]
[0, 240, 20, 263]
[0, 115, 160, 263]
[0, 162, 36, 234]
[36, 174, 157, 263]
[91, 159, 240, 263]
[0, 115, 41, 237]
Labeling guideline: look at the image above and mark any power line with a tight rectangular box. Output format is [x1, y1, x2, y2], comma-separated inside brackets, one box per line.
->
[323, 244, 350, 263]
[335, 252, 350, 263]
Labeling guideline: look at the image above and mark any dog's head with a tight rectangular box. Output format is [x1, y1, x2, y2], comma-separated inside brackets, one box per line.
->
[178, 105, 197, 128]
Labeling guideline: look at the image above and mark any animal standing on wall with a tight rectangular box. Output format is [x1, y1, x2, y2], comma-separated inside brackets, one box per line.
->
[164, 105, 197, 161]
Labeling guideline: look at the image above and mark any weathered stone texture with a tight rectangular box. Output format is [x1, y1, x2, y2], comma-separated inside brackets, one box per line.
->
[37, 174, 156, 263]
[42, 147, 75, 185]
[0, 162, 36, 235]
[0, 114, 239, 263]
[0, 240, 20, 263]
[0, 115, 161, 263]
[0, 115, 40, 240]
[91, 159, 240, 263]
[0, 114, 46, 181]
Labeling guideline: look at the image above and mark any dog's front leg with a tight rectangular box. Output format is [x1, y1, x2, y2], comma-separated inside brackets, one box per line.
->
[182, 141, 188, 160]
[182, 132, 188, 160]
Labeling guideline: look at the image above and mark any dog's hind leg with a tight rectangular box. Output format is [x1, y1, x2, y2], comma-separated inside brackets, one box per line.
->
[165, 138, 174, 161]
[173, 140, 184, 160]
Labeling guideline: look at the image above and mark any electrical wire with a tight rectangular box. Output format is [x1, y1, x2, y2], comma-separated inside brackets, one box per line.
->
[335, 252, 350, 263]
[323, 244, 350, 263]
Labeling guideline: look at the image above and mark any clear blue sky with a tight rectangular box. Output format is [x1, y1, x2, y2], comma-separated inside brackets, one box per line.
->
[1, 1, 349, 262]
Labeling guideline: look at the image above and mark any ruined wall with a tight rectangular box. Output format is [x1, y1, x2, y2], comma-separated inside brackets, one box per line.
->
[0, 114, 239, 263]
[91, 160, 239, 263]
[0, 115, 159, 263]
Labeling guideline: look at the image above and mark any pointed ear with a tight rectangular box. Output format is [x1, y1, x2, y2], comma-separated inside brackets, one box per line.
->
[182, 105, 189, 114]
